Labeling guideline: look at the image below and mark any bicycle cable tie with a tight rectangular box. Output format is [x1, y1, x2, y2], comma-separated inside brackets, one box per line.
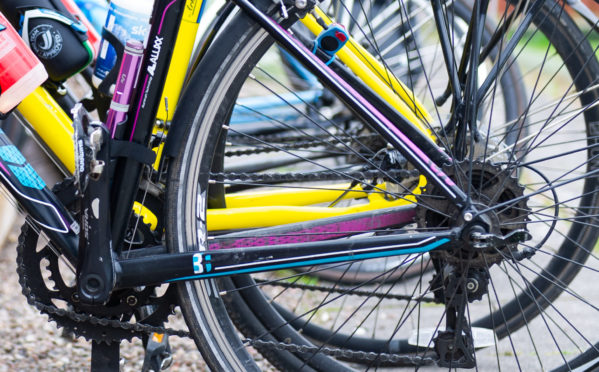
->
[312, 24, 348, 65]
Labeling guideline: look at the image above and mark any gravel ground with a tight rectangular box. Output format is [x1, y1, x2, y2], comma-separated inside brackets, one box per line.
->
[0, 221, 210, 371]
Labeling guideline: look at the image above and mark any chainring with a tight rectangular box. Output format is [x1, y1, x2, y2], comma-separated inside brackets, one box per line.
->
[16, 222, 179, 343]
[15, 179, 177, 343]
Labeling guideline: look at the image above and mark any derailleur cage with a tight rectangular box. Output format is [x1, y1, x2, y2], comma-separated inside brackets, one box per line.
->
[433, 266, 477, 368]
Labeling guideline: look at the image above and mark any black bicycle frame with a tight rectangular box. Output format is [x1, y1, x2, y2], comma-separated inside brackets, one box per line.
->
[110, 0, 186, 252]
[8, 0, 537, 290]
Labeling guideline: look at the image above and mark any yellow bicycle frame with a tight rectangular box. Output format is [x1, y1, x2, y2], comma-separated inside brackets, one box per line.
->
[301, 8, 433, 134]
[14, 0, 431, 232]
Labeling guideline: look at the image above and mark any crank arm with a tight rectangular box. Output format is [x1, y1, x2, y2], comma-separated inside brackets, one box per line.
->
[72, 105, 115, 305]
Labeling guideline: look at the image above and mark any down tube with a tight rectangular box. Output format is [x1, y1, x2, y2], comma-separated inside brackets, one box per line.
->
[230, 0, 467, 207]
[0, 129, 78, 262]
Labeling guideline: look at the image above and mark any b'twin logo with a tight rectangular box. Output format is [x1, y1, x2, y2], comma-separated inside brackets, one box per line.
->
[147, 36, 163, 76]
[39, 30, 53, 50]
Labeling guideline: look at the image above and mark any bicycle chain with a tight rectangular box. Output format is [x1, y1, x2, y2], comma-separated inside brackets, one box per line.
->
[23, 285, 437, 366]
[28, 297, 191, 339]
[211, 168, 419, 183]
[225, 133, 379, 157]
[227, 131, 376, 145]
[246, 339, 437, 366]
[19, 248, 436, 365]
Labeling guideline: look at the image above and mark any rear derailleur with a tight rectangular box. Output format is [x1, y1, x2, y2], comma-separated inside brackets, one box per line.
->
[431, 264, 482, 368]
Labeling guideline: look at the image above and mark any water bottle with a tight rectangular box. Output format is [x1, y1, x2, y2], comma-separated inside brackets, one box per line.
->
[92, 0, 153, 88]
[0, 12, 48, 114]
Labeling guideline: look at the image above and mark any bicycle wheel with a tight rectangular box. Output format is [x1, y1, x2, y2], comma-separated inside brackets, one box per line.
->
[166, 0, 599, 370]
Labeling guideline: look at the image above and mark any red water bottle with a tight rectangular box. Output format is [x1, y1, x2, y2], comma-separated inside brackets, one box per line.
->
[0, 12, 48, 115]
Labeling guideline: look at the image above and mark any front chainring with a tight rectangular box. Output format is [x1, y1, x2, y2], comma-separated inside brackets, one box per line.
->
[16, 177, 178, 343]
[16, 222, 180, 343]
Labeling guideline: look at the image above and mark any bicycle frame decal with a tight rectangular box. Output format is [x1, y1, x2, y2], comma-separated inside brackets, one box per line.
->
[0, 144, 45, 189]
[192, 252, 211, 274]
[130, 0, 183, 142]
[0, 128, 79, 261]
[0, 163, 65, 232]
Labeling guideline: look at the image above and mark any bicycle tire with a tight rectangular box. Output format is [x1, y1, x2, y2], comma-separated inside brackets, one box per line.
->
[166, 0, 599, 370]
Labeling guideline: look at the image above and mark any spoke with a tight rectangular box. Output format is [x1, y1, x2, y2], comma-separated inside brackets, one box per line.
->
[496, 253, 599, 358]
[494, 260, 575, 368]
[500, 252, 599, 315]
[483, 255, 522, 371]
[502, 260, 545, 370]
[249, 67, 381, 160]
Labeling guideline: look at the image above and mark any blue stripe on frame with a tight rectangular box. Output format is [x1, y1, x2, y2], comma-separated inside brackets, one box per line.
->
[168, 238, 450, 282]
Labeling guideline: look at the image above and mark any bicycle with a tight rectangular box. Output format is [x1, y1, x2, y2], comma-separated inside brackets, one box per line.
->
[3, 0, 599, 370]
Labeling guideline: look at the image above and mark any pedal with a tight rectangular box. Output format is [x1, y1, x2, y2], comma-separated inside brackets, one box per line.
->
[142, 333, 173, 372]
[312, 24, 348, 65]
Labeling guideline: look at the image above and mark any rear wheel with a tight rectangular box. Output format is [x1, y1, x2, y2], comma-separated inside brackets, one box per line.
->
[167, 0, 599, 370]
